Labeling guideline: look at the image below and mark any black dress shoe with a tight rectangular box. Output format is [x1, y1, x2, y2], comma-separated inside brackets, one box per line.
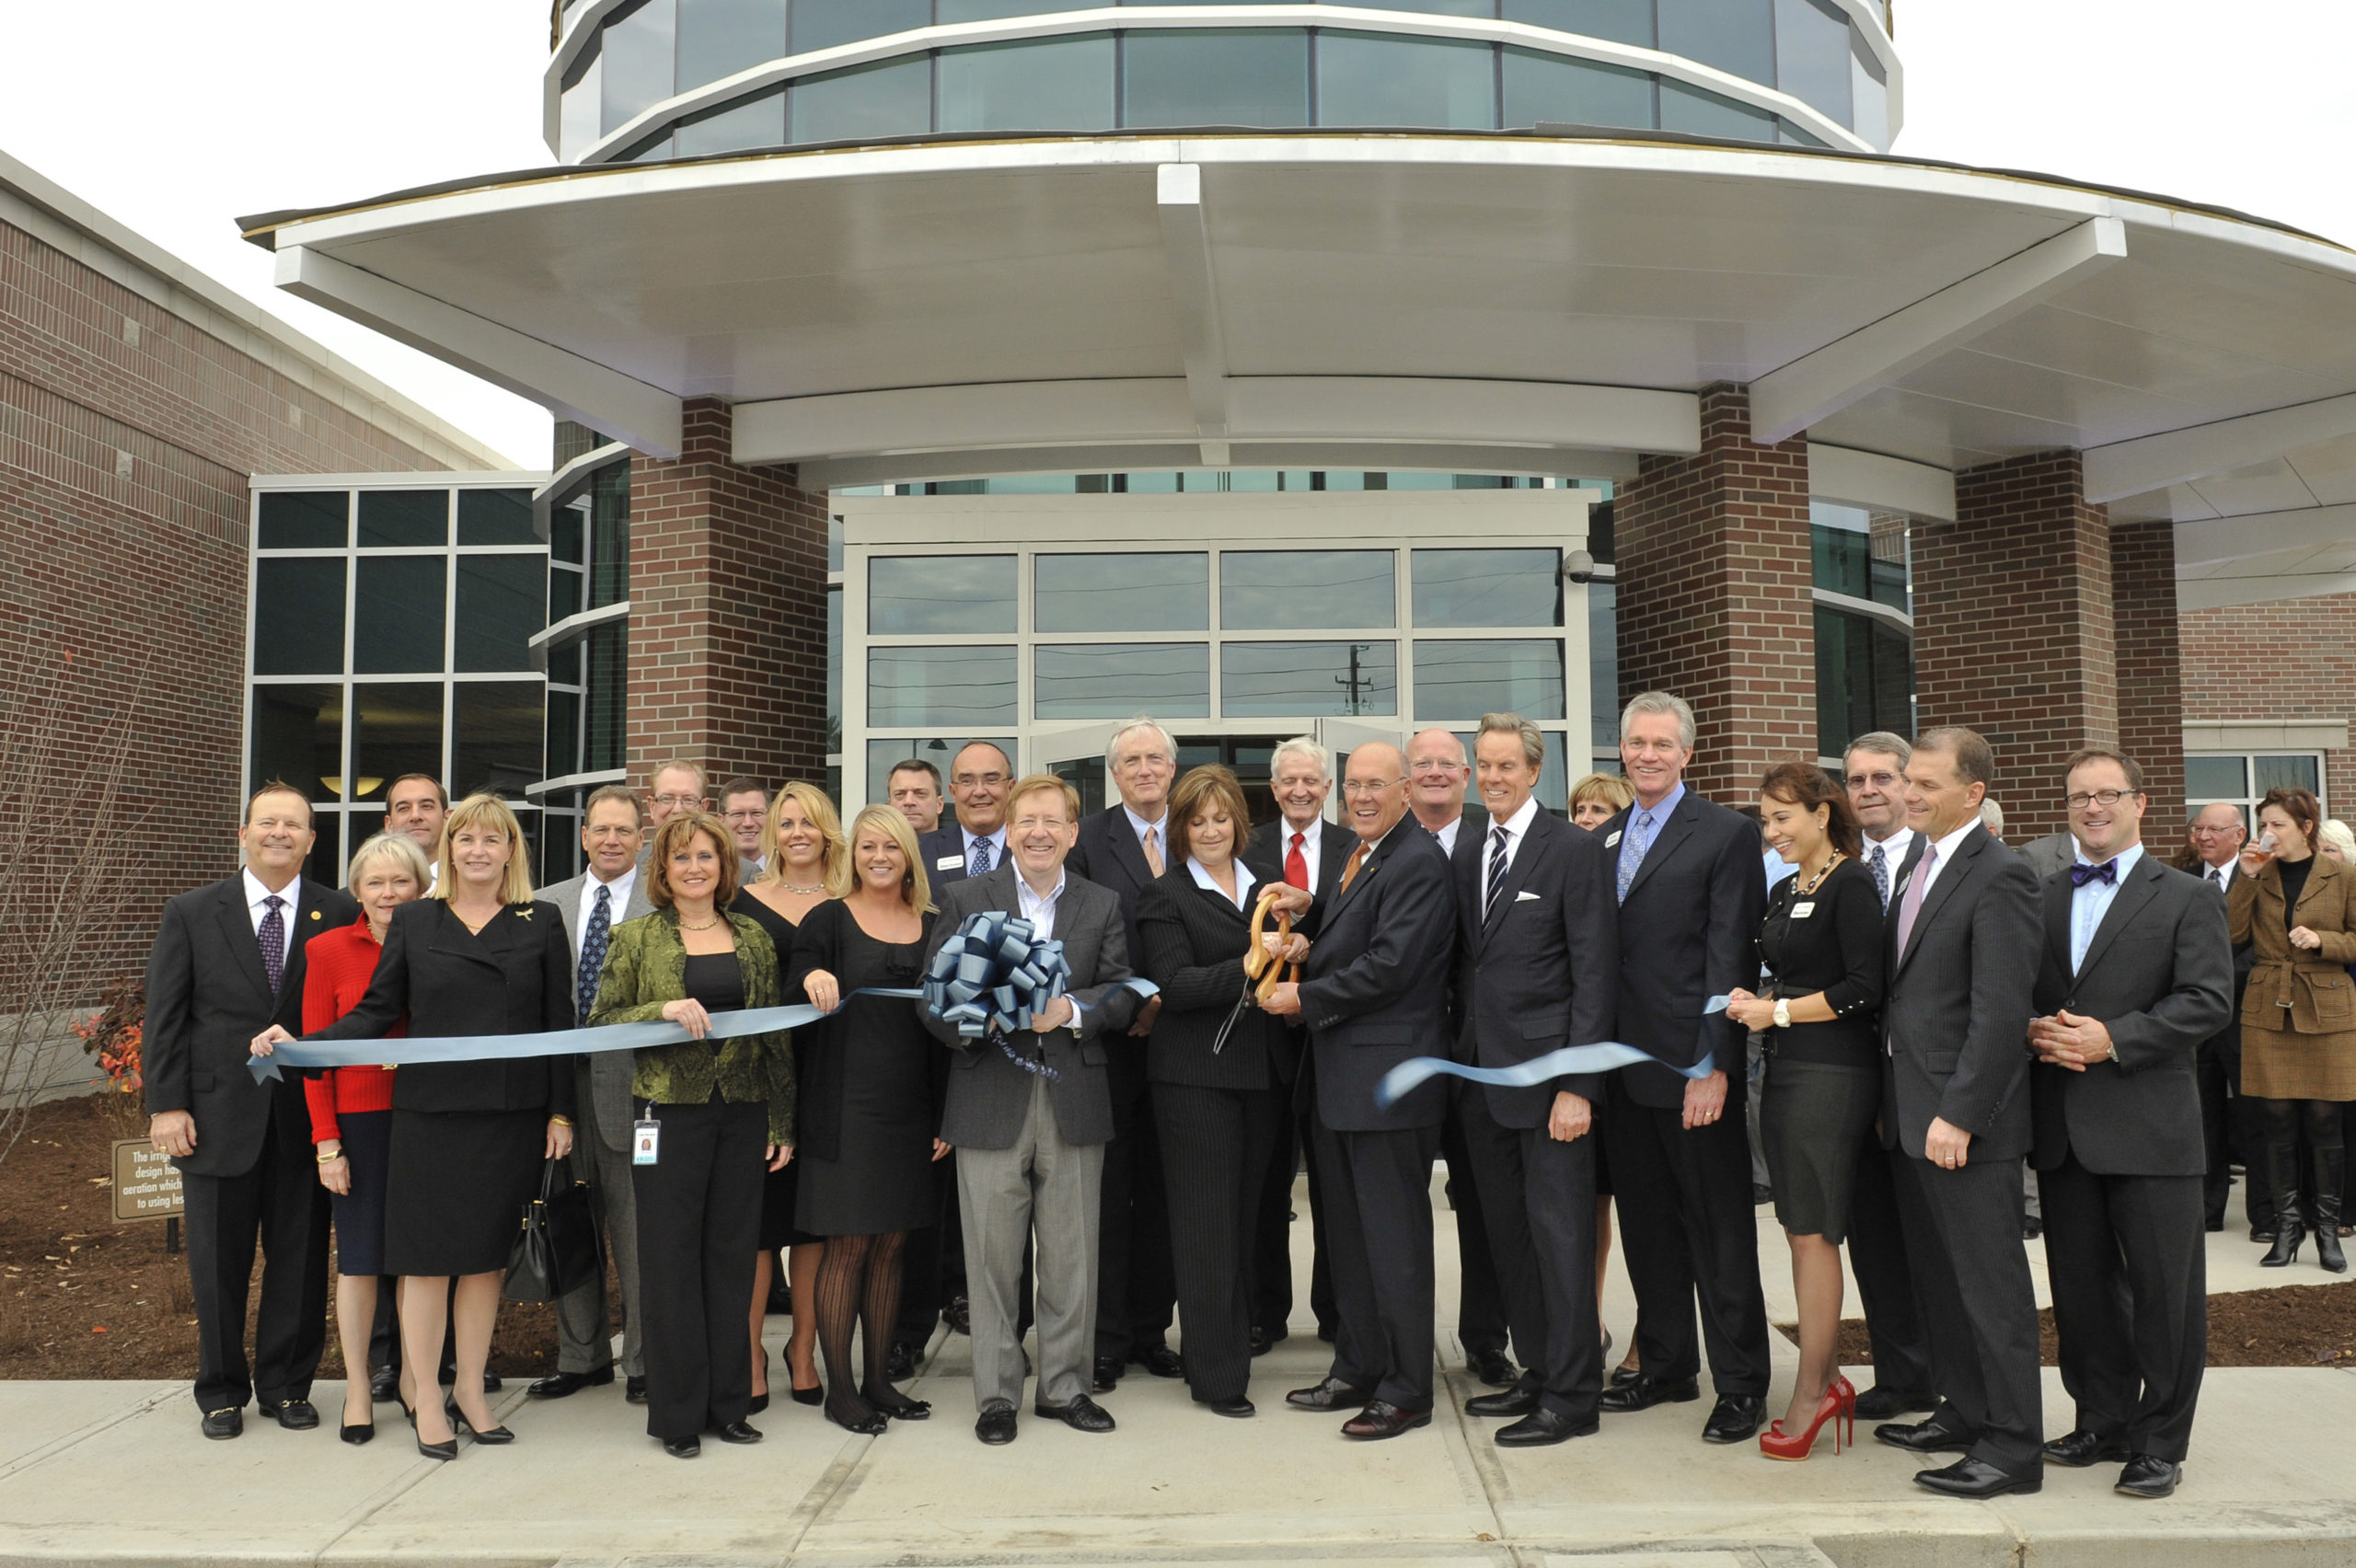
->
[715, 1421, 763, 1444]
[1207, 1396, 1255, 1418]
[1341, 1400, 1430, 1439]
[976, 1402, 1018, 1445]
[2043, 1428, 2130, 1468]
[1598, 1374, 1699, 1413]
[2116, 1453, 2182, 1498]
[369, 1367, 399, 1403]
[526, 1366, 615, 1399]
[1496, 1407, 1596, 1447]
[1249, 1324, 1281, 1356]
[482, 1374, 502, 1392]
[1608, 1365, 1644, 1389]
[1469, 1348, 1519, 1388]
[945, 1296, 972, 1335]
[625, 1376, 649, 1403]
[1132, 1344, 1184, 1378]
[1035, 1394, 1117, 1433]
[1852, 1384, 1939, 1420]
[258, 1397, 319, 1431]
[1751, 1182, 1774, 1206]
[1702, 1393, 1765, 1444]
[1915, 1457, 2041, 1498]
[2021, 1217, 2043, 1240]
[1092, 1355, 1125, 1393]
[1876, 1416, 1977, 1454]
[663, 1435, 701, 1458]
[1464, 1381, 1539, 1418]
[1286, 1376, 1372, 1412]
[885, 1341, 918, 1380]
[201, 1406, 243, 1441]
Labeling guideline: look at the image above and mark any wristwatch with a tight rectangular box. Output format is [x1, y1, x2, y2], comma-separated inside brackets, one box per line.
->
[1771, 998, 1792, 1029]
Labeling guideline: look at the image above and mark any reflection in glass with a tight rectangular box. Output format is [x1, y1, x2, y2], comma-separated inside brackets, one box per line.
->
[1778, 118, 1827, 147]
[2185, 755, 2246, 803]
[1221, 640, 1397, 718]
[584, 622, 629, 773]
[678, 89, 786, 153]
[869, 645, 1019, 727]
[790, 0, 928, 54]
[602, 0, 678, 135]
[870, 555, 1016, 635]
[1123, 29, 1310, 128]
[1658, 76, 1774, 139]
[1502, 47, 1654, 129]
[826, 585, 843, 753]
[790, 55, 933, 142]
[549, 566, 583, 624]
[258, 491, 347, 549]
[2256, 755, 2322, 798]
[454, 683, 548, 799]
[1773, 0, 1851, 125]
[1035, 552, 1209, 632]
[1322, 0, 1495, 11]
[1587, 580, 1617, 751]
[867, 737, 1018, 802]
[588, 463, 631, 609]
[249, 684, 344, 802]
[552, 499, 585, 565]
[1222, 550, 1394, 629]
[357, 490, 448, 548]
[1415, 640, 1565, 721]
[1036, 643, 1211, 720]
[546, 689, 583, 782]
[351, 683, 445, 804]
[1503, 0, 1655, 46]
[549, 640, 583, 687]
[1657, 0, 1773, 86]
[677, 0, 785, 90]
[941, 0, 1095, 16]
[353, 556, 446, 674]
[1413, 549, 1563, 628]
[1813, 606, 1911, 758]
[456, 489, 537, 545]
[253, 559, 347, 675]
[1317, 32, 1497, 129]
[939, 34, 1115, 133]
[1850, 51, 1888, 147]
[456, 556, 548, 672]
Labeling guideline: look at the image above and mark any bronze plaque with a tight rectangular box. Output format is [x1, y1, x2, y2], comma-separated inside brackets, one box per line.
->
[110, 1139, 183, 1223]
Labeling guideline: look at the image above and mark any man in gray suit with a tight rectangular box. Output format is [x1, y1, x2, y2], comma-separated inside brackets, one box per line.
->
[529, 783, 653, 1403]
[920, 773, 1141, 1446]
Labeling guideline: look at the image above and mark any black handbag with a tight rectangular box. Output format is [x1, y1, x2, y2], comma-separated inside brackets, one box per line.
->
[504, 1156, 602, 1304]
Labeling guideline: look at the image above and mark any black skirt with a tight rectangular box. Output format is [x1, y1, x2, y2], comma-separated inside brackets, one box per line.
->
[758, 1154, 823, 1251]
[1761, 1057, 1879, 1244]
[329, 1109, 392, 1278]
[384, 1107, 544, 1276]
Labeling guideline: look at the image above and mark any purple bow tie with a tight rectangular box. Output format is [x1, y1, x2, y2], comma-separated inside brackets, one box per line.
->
[2070, 859, 2118, 888]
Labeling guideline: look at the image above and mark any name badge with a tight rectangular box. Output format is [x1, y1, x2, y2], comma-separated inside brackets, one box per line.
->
[1790, 902, 1816, 918]
[935, 855, 964, 870]
[631, 1116, 661, 1166]
[1605, 830, 1623, 847]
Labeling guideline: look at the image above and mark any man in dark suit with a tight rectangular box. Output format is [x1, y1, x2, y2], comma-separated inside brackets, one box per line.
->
[2028, 748, 2233, 1499]
[920, 774, 1142, 1447]
[1449, 714, 1618, 1446]
[1873, 725, 2046, 1498]
[1597, 692, 1772, 1445]
[1066, 718, 1182, 1389]
[144, 782, 358, 1438]
[2186, 802, 2256, 1232]
[917, 742, 1012, 889]
[1263, 741, 1455, 1440]
[1246, 736, 1357, 1350]
[887, 757, 945, 836]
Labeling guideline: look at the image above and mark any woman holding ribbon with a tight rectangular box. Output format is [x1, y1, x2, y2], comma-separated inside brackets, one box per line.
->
[590, 810, 797, 1458]
[789, 804, 941, 1435]
[1725, 762, 1883, 1460]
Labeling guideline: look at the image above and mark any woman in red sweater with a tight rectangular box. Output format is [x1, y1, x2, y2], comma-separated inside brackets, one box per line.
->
[304, 831, 431, 1443]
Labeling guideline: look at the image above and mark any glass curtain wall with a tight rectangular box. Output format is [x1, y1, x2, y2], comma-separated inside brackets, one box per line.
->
[535, 453, 634, 882]
[1810, 498, 1912, 761]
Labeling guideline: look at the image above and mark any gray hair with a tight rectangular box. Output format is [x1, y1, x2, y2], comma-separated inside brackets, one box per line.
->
[1105, 716, 1176, 771]
[1475, 711, 1545, 770]
[1270, 734, 1331, 780]
[1842, 731, 1912, 770]
[2322, 819, 2356, 860]
[1620, 691, 1696, 750]
[348, 830, 433, 892]
[1979, 797, 2006, 836]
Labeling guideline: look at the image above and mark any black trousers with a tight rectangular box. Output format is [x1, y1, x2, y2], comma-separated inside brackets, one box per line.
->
[1311, 1113, 1441, 1410]
[1845, 1133, 1934, 1395]
[179, 1108, 329, 1412]
[1601, 1078, 1772, 1397]
[1458, 1089, 1603, 1422]
[1249, 1105, 1304, 1336]
[1453, 1090, 1546, 1386]
[630, 1097, 765, 1441]
[2039, 1153, 2204, 1461]
[1096, 1077, 1177, 1358]
[1440, 1084, 1510, 1361]
[1892, 1152, 2044, 1477]
[1157, 1082, 1284, 1402]
[2196, 1036, 2236, 1228]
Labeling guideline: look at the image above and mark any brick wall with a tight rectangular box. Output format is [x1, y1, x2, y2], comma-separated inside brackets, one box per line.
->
[1614, 384, 1816, 801]
[2180, 590, 2356, 817]
[2111, 521, 2187, 830]
[627, 398, 831, 792]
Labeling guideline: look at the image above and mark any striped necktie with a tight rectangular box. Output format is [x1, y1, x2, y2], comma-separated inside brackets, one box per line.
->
[1484, 824, 1511, 920]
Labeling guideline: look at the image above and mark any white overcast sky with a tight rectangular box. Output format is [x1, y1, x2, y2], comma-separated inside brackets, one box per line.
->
[1, 1, 2350, 471]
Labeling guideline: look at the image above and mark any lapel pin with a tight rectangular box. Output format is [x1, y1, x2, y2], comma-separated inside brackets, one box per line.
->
[309, 910, 321, 921]
[515, 907, 534, 921]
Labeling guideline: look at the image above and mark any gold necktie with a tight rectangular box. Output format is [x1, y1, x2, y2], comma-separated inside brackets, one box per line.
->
[1338, 842, 1368, 894]
[1142, 825, 1164, 877]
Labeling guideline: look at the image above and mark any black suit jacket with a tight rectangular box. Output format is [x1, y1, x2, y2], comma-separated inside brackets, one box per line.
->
[1298, 813, 1455, 1133]
[307, 898, 578, 1117]
[1450, 809, 1619, 1128]
[1135, 859, 1300, 1092]
[1879, 823, 2042, 1161]
[1067, 804, 1165, 1098]
[1603, 790, 1764, 1109]
[1248, 816, 1356, 906]
[2029, 853, 2235, 1176]
[918, 824, 1004, 892]
[144, 874, 359, 1179]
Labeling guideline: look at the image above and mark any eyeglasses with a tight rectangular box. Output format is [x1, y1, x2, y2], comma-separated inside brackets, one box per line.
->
[2065, 790, 2140, 810]
[1340, 778, 1406, 795]
[651, 793, 705, 810]
[953, 772, 1010, 789]
[1408, 761, 1464, 777]
[1846, 771, 1901, 790]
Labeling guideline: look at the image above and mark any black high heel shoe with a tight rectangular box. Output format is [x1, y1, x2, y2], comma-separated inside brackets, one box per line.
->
[448, 1404, 515, 1445]
[791, 1382, 825, 1406]
[404, 1399, 457, 1460]
[865, 1384, 931, 1421]
[341, 1400, 375, 1447]
[826, 1394, 888, 1435]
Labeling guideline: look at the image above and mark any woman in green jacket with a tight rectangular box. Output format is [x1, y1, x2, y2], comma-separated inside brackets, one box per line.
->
[590, 810, 796, 1458]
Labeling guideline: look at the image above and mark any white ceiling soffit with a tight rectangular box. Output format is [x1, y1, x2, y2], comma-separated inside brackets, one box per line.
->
[800, 442, 1640, 490]
[2174, 502, 2356, 570]
[1807, 443, 1956, 521]
[2084, 392, 2356, 505]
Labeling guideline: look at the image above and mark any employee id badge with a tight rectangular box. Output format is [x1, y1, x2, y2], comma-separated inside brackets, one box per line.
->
[632, 1113, 662, 1166]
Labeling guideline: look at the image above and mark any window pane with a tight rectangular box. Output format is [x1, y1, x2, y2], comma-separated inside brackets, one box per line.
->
[561, 46, 605, 160]
[253, 559, 347, 675]
[453, 682, 548, 800]
[603, 0, 678, 134]
[1659, 76, 1774, 139]
[868, 645, 1019, 726]
[1869, 619, 1911, 738]
[1773, 0, 1851, 126]
[455, 555, 548, 672]
[942, 0, 1095, 16]
[678, 0, 785, 90]
[790, 55, 933, 142]
[351, 683, 445, 804]
[589, 464, 630, 609]
[1811, 500, 1871, 598]
[1850, 50, 1888, 147]
[1415, 640, 1565, 721]
[1503, 0, 1654, 47]
[1413, 549, 1563, 628]
[939, 35, 1116, 133]
[549, 566, 583, 624]
[789, 0, 927, 54]
[1222, 550, 1394, 629]
[354, 556, 446, 674]
[2256, 755, 2321, 797]
[584, 622, 629, 773]
[826, 584, 843, 754]
[546, 688, 582, 782]
[1036, 643, 1211, 720]
[868, 737, 1017, 800]
[1036, 552, 1209, 632]
[258, 490, 348, 549]
[1321, 0, 1495, 11]
[1503, 47, 1654, 129]
[678, 88, 786, 152]
[549, 640, 583, 687]
[1588, 580, 1617, 751]
[1657, 0, 1773, 86]
[249, 683, 344, 803]
[456, 489, 537, 546]
[2185, 755, 2247, 801]
[1221, 640, 1397, 717]
[870, 554, 1016, 634]
[1124, 29, 1310, 128]
[357, 490, 448, 548]
[1317, 32, 1496, 129]
[1777, 117, 1828, 147]
[552, 500, 585, 564]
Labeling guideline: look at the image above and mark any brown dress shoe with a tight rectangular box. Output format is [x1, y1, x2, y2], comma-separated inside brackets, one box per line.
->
[1341, 1400, 1431, 1439]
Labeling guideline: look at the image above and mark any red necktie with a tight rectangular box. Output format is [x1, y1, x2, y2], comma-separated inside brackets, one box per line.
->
[1286, 831, 1309, 891]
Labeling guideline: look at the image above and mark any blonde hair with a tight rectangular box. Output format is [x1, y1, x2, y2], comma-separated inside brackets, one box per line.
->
[432, 794, 536, 905]
[1570, 772, 1635, 813]
[1008, 773, 1082, 825]
[347, 831, 431, 894]
[845, 804, 933, 914]
[760, 781, 849, 894]
[646, 812, 741, 909]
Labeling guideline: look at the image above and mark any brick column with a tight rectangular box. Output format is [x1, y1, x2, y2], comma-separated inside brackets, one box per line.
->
[1614, 384, 1816, 801]
[628, 398, 831, 789]
[1912, 450, 2115, 842]
[2111, 520, 2186, 832]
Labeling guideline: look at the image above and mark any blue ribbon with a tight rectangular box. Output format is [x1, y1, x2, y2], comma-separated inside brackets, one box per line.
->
[1372, 994, 1735, 1110]
[921, 910, 1158, 1040]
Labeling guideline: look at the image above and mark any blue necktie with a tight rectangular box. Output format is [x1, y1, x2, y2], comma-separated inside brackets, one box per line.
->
[258, 895, 287, 994]
[1616, 811, 1655, 905]
[577, 882, 612, 1023]
[1869, 843, 1890, 910]
[969, 836, 993, 877]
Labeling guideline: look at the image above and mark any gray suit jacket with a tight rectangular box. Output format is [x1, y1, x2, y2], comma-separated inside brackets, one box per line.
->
[920, 864, 1139, 1150]
[537, 869, 655, 1150]
[2019, 833, 2076, 880]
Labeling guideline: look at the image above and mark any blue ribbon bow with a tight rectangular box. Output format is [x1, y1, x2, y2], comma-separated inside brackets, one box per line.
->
[1373, 995, 1734, 1110]
[921, 911, 1159, 1040]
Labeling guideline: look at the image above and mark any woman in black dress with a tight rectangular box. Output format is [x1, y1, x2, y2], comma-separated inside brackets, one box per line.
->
[1726, 762, 1883, 1461]
[789, 803, 941, 1435]
[735, 781, 847, 1409]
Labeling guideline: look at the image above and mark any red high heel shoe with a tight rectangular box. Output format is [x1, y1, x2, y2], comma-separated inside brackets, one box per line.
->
[1760, 1378, 1855, 1461]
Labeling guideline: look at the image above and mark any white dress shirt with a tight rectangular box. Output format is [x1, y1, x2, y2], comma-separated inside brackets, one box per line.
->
[962, 824, 1009, 867]
[2068, 842, 2145, 973]
[1862, 825, 1914, 910]
[1016, 868, 1083, 1027]
[576, 863, 639, 951]
[1278, 817, 1324, 891]
[1187, 854, 1259, 910]
[1427, 814, 1462, 856]
[1125, 803, 1170, 870]
[2195, 856, 2239, 894]
[241, 868, 301, 966]
[1479, 794, 1541, 886]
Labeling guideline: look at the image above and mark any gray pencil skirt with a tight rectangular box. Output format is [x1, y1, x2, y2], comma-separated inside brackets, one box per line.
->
[1761, 1057, 1880, 1244]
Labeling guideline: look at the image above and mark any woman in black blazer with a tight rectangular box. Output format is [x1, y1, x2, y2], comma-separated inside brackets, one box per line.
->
[258, 794, 575, 1461]
[1137, 765, 1305, 1417]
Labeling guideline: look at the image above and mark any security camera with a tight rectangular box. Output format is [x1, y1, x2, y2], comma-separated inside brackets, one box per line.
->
[1563, 548, 1597, 584]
